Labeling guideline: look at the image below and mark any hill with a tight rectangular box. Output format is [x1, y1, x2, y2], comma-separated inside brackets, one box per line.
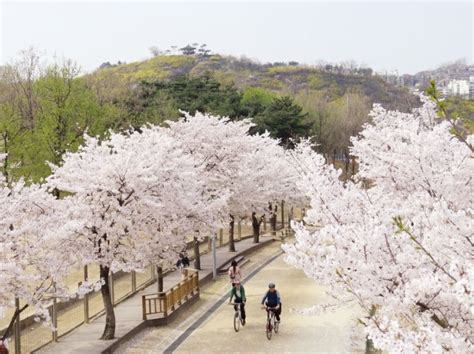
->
[0, 51, 420, 182]
[88, 54, 419, 111]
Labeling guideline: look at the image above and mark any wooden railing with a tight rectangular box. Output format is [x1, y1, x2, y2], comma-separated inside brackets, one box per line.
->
[142, 269, 199, 320]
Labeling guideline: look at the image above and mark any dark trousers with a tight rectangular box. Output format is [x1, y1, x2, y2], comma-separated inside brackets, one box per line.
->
[267, 303, 282, 321]
[234, 298, 246, 320]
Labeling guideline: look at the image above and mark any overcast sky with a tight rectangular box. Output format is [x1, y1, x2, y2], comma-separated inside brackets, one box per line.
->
[1, 1, 472, 74]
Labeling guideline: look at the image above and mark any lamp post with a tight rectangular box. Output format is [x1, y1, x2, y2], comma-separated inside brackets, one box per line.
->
[212, 232, 217, 280]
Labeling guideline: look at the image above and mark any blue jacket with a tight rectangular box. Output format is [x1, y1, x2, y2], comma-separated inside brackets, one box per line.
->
[261, 290, 281, 306]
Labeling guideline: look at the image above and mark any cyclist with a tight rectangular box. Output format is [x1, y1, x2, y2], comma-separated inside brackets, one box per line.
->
[228, 260, 242, 286]
[261, 282, 281, 322]
[229, 280, 246, 325]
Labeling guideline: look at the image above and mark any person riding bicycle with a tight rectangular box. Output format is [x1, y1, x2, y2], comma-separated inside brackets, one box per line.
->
[261, 282, 281, 322]
[228, 260, 242, 286]
[229, 280, 246, 325]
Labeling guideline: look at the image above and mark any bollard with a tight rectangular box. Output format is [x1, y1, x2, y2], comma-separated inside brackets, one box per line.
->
[219, 229, 223, 247]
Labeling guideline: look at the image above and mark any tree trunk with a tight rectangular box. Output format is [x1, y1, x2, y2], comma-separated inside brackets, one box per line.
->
[365, 336, 381, 354]
[157, 266, 163, 292]
[1, 303, 28, 342]
[252, 212, 261, 243]
[193, 235, 201, 270]
[280, 200, 285, 229]
[100, 265, 115, 340]
[270, 204, 277, 235]
[228, 214, 236, 252]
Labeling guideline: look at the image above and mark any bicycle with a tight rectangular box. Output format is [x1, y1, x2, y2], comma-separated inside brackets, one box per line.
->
[264, 306, 279, 340]
[229, 302, 245, 332]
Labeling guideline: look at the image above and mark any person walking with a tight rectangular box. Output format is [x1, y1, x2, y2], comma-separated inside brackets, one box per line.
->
[176, 252, 190, 279]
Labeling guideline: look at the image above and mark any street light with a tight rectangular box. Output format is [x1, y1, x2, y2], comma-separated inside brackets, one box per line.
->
[212, 232, 217, 280]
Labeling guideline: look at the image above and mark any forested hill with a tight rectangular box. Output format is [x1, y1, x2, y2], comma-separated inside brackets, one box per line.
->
[90, 54, 418, 111]
[0, 50, 420, 182]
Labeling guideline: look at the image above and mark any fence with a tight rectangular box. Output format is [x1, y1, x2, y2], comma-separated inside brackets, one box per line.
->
[2, 203, 304, 354]
[3, 265, 157, 354]
[142, 269, 199, 320]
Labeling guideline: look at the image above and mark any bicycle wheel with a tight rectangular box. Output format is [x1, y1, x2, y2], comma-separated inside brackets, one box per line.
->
[234, 311, 240, 332]
[274, 319, 279, 334]
[266, 315, 273, 340]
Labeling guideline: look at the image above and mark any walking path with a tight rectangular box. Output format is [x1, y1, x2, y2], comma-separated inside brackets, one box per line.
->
[172, 255, 363, 353]
[38, 233, 277, 354]
[117, 244, 364, 354]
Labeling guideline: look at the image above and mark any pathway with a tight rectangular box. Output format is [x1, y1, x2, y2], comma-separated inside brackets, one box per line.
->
[38, 234, 276, 354]
[117, 244, 363, 354]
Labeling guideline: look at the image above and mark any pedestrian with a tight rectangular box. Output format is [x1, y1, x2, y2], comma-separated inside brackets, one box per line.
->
[228, 260, 242, 286]
[176, 252, 190, 280]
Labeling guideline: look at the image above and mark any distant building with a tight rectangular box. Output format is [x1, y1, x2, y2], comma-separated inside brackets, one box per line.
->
[444, 79, 470, 98]
[401, 74, 415, 87]
[470, 76, 474, 99]
[378, 70, 405, 86]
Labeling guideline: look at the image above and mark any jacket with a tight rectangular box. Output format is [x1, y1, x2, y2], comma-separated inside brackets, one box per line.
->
[261, 290, 281, 306]
[229, 286, 246, 302]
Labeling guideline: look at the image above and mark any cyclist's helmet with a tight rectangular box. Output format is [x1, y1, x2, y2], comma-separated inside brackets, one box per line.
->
[268, 283, 276, 289]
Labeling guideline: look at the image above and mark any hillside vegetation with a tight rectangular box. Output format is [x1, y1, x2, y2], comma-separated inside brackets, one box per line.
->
[89, 54, 418, 110]
[0, 49, 427, 182]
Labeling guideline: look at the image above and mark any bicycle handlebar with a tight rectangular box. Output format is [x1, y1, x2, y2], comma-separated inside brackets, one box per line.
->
[262, 305, 280, 310]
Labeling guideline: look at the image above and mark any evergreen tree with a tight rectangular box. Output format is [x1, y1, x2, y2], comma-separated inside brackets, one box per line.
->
[138, 75, 243, 119]
[254, 96, 311, 147]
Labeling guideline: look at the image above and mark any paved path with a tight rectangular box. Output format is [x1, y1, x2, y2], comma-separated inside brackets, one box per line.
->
[117, 244, 363, 354]
[38, 234, 276, 354]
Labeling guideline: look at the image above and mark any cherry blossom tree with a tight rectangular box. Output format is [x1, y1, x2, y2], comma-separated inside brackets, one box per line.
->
[163, 112, 301, 250]
[237, 132, 306, 242]
[0, 159, 93, 342]
[47, 129, 219, 339]
[284, 97, 473, 352]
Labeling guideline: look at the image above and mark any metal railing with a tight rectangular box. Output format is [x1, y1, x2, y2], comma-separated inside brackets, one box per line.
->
[142, 269, 199, 320]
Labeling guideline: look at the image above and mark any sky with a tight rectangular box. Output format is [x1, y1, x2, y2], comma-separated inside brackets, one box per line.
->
[0, 0, 473, 75]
